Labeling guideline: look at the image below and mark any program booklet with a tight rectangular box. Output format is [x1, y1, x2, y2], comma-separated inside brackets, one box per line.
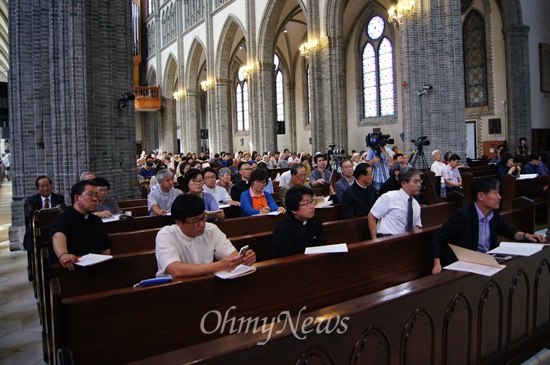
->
[443, 244, 505, 277]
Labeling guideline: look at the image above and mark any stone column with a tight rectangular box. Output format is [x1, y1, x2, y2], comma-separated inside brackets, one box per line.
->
[400, 0, 466, 157]
[183, 91, 201, 153]
[213, 78, 233, 153]
[254, 61, 278, 152]
[8, 0, 138, 247]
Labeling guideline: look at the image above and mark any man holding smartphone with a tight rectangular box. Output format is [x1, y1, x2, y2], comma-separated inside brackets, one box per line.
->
[155, 194, 256, 278]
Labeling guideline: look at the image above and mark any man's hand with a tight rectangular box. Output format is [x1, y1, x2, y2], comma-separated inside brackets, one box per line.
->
[277, 207, 286, 214]
[432, 258, 442, 274]
[96, 210, 113, 218]
[217, 255, 242, 272]
[215, 210, 225, 221]
[525, 233, 547, 243]
[241, 249, 256, 266]
[59, 253, 78, 271]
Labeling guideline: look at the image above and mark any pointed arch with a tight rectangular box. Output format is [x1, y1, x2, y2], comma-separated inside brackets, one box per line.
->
[147, 66, 157, 86]
[185, 37, 207, 91]
[163, 53, 179, 96]
[216, 14, 247, 79]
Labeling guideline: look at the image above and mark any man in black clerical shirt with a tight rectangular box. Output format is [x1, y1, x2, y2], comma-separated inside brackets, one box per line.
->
[230, 161, 253, 201]
[49, 180, 111, 271]
[341, 163, 377, 219]
[272, 186, 326, 258]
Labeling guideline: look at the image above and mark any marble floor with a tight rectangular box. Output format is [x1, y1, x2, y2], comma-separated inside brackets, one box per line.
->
[0, 177, 548, 364]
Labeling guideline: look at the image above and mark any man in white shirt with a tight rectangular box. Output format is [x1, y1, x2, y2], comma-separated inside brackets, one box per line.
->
[147, 169, 183, 215]
[368, 167, 422, 238]
[155, 194, 256, 278]
[430, 150, 445, 176]
[202, 167, 240, 206]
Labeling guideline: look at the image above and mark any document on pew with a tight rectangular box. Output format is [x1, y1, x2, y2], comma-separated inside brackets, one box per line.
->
[75, 254, 113, 267]
[218, 204, 231, 209]
[314, 196, 334, 209]
[516, 174, 538, 180]
[487, 242, 549, 257]
[215, 264, 256, 279]
[101, 213, 132, 223]
[443, 244, 505, 277]
[305, 243, 348, 254]
[205, 210, 222, 220]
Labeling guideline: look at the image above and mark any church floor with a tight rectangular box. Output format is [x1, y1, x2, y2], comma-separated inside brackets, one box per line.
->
[0, 178, 548, 364]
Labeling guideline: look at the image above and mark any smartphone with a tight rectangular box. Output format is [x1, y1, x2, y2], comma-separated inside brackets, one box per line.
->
[239, 245, 249, 257]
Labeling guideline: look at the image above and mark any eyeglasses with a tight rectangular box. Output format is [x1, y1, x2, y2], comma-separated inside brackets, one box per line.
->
[240, 168, 252, 171]
[253, 181, 267, 186]
[411, 179, 423, 184]
[97, 188, 109, 193]
[184, 213, 208, 227]
[204, 175, 216, 180]
[82, 192, 99, 199]
[298, 200, 315, 207]
[191, 179, 204, 184]
[38, 184, 52, 189]
[296, 175, 307, 180]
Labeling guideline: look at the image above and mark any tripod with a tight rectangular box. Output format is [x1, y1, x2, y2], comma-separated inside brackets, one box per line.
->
[410, 145, 439, 203]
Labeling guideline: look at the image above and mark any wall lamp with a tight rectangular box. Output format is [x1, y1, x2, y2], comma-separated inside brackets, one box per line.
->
[200, 79, 214, 92]
[118, 92, 136, 109]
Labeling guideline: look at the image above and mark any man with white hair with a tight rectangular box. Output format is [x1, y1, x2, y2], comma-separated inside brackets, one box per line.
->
[430, 150, 445, 177]
[148, 169, 183, 215]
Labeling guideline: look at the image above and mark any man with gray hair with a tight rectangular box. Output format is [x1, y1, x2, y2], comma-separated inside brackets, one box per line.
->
[368, 167, 423, 238]
[79, 171, 95, 181]
[279, 163, 309, 207]
[148, 169, 183, 215]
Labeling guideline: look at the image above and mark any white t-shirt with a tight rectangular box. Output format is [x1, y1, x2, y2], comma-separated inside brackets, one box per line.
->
[431, 161, 445, 177]
[155, 223, 236, 277]
[203, 185, 231, 204]
[370, 189, 422, 235]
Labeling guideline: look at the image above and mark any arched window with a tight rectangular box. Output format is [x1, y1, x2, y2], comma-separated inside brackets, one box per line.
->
[148, 0, 154, 16]
[236, 71, 249, 131]
[362, 15, 395, 118]
[274, 55, 285, 134]
[463, 10, 488, 107]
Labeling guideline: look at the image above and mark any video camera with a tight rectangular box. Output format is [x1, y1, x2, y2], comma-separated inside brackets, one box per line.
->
[366, 131, 394, 157]
[411, 136, 430, 150]
[327, 145, 345, 171]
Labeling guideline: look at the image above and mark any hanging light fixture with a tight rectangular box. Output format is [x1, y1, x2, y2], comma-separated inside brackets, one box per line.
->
[388, 0, 415, 24]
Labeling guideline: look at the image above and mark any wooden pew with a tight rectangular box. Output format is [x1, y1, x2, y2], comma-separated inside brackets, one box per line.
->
[135, 248, 550, 365]
[48, 202, 535, 365]
[49, 228, 437, 364]
[117, 198, 147, 209]
[502, 174, 549, 231]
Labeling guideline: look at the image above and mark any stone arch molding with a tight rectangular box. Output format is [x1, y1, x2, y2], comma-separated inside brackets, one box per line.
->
[186, 37, 207, 91]
[216, 14, 247, 79]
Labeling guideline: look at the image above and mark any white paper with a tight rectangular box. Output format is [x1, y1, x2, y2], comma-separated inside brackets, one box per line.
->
[444, 261, 505, 277]
[75, 254, 113, 267]
[305, 243, 348, 254]
[314, 196, 334, 209]
[218, 204, 231, 209]
[487, 242, 549, 257]
[268, 211, 281, 216]
[516, 174, 538, 180]
[215, 264, 256, 279]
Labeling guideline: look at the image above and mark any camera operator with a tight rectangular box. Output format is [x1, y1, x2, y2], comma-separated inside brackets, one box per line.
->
[309, 154, 334, 194]
[365, 145, 394, 193]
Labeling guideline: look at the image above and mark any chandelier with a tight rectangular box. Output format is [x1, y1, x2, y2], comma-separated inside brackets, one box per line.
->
[388, 0, 415, 24]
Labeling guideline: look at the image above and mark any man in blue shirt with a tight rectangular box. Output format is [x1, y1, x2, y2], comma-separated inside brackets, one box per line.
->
[523, 152, 540, 175]
[365, 145, 394, 192]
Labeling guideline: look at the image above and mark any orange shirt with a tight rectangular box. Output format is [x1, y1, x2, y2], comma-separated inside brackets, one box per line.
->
[249, 188, 268, 210]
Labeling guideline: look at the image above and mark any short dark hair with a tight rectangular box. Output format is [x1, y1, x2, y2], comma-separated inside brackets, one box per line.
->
[202, 167, 217, 177]
[257, 162, 268, 169]
[249, 168, 269, 185]
[530, 152, 541, 161]
[70, 180, 97, 205]
[390, 161, 405, 177]
[314, 154, 327, 163]
[500, 153, 513, 165]
[393, 153, 404, 160]
[519, 137, 527, 143]
[353, 163, 371, 179]
[171, 194, 205, 223]
[238, 161, 251, 171]
[471, 177, 500, 201]
[285, 186, 314, 216]
[339, 158, 352, 167]
[181, 168, 204, 193]
[398, 167, 421, 184]
[290, 163, 306, 176]
[92, 177, 111, 190]
[449, 154, 461, 162]
[35, 175, 52, 188]
[513, 155, 524, 164]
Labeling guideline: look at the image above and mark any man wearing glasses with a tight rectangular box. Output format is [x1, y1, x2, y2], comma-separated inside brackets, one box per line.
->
[230, 161, 253, 201]
[148, 169, 183, 215]
[279, 163, 309, 208]
[272, 186, 326, 258]
[155, 194, 256, 278]
[49, 180, 111, 270]
[367, 167, 423, 239]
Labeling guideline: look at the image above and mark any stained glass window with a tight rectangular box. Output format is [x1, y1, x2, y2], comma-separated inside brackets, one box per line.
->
[463, 10, 488, 107]
[307, 66, 312, 125]
[274, 55, 284, 123]
[362, 16, 395, 118]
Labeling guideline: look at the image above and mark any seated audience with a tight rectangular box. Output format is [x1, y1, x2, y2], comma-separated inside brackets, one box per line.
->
[230, 161, 252, 201]
[334, 158, 355, 203]
[496, 153, 520, 179]
[147, 169, 183, 215]
[522, 152, 541, 175]
[368, 167, 423, 238]
[341, 163, 377, 219]
[216, 167, 234, 195]
[24, 175, 66, 251]
[431, 178, 546, 274]
[309, 153, 332, 188]
[442, 153, 462, 195]
[138, 161, 155, 179]
[279, 163, 309, 207]
[182, 168, 224, 221]
[202, 167, 240, 206]
[49, 180, 111, 270]
[378, 162, 405, 197]
[240, 168, 286, 216]
[93, 177, 122, 218]
[272, 186, 327, 258]
[155, 194, 256, 278]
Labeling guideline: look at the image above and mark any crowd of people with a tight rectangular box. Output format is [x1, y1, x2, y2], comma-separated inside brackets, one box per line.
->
[25, 138, 547, 280]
